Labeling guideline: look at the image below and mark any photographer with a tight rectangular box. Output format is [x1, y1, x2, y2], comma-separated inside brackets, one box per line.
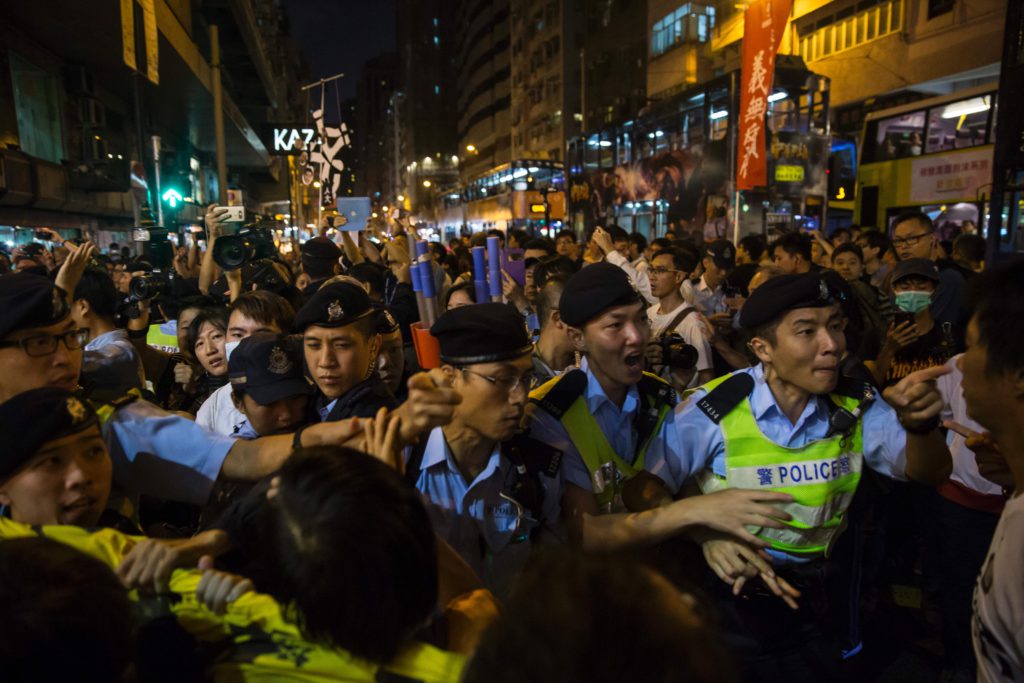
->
[646, 247, 713, 391]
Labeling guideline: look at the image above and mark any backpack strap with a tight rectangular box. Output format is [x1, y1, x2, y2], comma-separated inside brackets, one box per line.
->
[658, 305, 698, 339]
[694, 372, 755, 424]
[530, 368, 587, 418]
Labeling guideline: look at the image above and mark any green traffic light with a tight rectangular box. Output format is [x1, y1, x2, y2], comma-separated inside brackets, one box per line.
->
[162, 188, 183, 208]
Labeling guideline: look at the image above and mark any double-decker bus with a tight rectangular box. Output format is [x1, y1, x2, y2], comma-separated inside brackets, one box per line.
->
[566, 57, 832, 241]
[854, 83, 996, 236]
[436, 160, 566, 239]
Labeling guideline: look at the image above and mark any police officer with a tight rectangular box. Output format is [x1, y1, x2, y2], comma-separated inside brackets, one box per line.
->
[407, 303, 562, 593]
[642, 271, 953, 682]
[373, 304, 408, 401]
[227, 334, 312, 439]
[0, 273, 399, 509]
[299, 235, 343, 300]
[528, 263, 789, 551]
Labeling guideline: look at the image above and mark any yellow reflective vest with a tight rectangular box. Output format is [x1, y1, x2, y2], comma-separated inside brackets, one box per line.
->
[530, 368, 676, 511]
[0, 519, 466, 683]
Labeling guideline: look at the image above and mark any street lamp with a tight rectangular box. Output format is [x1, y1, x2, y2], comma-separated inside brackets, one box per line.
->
[465, 144, 476, 153]
[397, 194, 405, 202]
[422, 180, 432, 188]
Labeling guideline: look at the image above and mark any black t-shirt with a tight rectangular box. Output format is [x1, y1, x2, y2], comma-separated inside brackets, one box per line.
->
[884, 322, 958, 388]
[726, 263, 759, 297]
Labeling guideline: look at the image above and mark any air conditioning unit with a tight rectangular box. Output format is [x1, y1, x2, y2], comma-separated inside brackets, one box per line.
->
[78, 98, 106, 127]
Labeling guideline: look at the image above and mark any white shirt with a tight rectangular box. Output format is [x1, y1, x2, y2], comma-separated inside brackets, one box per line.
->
[937, 355, 1003, 496]
[195, 383, 247, 437]
[647, 301, 712, 388]
[973, 492, 1024, 682]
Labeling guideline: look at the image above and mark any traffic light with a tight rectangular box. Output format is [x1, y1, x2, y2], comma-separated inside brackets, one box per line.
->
[161, 187, 183, 209]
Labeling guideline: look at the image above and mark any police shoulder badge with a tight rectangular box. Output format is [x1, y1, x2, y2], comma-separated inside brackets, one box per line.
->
[327, 300, 344, 322]
[268, 345, 293, 375]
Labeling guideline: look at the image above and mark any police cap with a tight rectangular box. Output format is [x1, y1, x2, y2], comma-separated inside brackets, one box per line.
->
[704, 239, 736, 270]
[0, 388, 99, 482]
[300, 236, 342, 261]
[373, 303, 400, 335]
[294, 281, 373, 331]
[558, 262, 641, 328]
[0, 273, 70, 341]
[228, 334, 312, 406]
[739, 272, 840, 330]
[430, 302, 532, 365]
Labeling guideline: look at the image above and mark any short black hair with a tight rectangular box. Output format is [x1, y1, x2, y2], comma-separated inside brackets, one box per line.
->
[72, 267, 119, 320]
[348, 262, 388, 297]
[831, 227, 851, 241]
[831, 242, 864, 263]
[461, 551, 734, 683]
[229, 289, 295, 332]
[301, 253, 338, 280]
[771, 232, 812, 261]
[537, 274, 568, 329]
[653, 247, 697, 275]
[444, 280, 476, 308]
[967, 259, 1024, 376]
[508, 228, 528, 248]
[524, 238, 555, 255]
[263, 448, 437, 663]
[533, 255, 578, 289]
[186, 306, 229, 357]
[628, 232, 648, 252]
[606, 225, 629, 243]
[650, 237, 673, 254]
[739, 234, 767, 261]
[859, 229, 891, 255]
[953, 233, 986, 263]
[891, 211, 934, 236]
[0, 537, 134, 681]
[555, 229, 576, 242]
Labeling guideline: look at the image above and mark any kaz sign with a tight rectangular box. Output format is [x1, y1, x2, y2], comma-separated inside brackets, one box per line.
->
[265, 125, 321, 155]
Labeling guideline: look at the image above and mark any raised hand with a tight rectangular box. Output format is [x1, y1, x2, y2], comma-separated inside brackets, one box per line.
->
[883, 364, 951, 431]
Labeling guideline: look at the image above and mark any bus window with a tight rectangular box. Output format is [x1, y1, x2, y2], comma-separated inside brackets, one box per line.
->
[683, 107, 704, 147]
[866, 111, 925, 161]
[925, 96, 991, 153]
[709, 87, 730, 141]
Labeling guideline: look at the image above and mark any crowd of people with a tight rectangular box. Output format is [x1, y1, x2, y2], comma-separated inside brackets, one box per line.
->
[0, 205, 1020, 683]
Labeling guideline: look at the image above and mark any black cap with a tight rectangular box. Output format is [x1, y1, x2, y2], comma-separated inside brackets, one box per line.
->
[430, 302, 532, 365]
[704, 239, 736, 270]
[558, 262, 641, 328]
[739, 272, 840, 329]
[0, 273, 70, 341]
[227, 334, 312, 405]
[892, 258, 941, 285]
[300, 236, 342, 261]
[373, 304, 400, 335]
[294, 281, 373, 331]
[0, 388, 99, 482]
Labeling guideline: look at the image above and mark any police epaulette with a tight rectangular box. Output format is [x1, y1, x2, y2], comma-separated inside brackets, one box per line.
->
[832, 375, 876, 400]
[509, 435, 563, 478]
[696, 373, 755, 424]
[638, 372, 678, 408]
[530, 368, 587, 419]
[108, 393, 140, 410]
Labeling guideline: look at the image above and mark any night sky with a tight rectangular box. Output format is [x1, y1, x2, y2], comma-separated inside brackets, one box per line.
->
[282, 0, 397, 102]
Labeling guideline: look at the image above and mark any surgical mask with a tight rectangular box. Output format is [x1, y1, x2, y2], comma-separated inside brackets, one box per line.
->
[894, 291, 932, 314]
[224, 340, 241, 362]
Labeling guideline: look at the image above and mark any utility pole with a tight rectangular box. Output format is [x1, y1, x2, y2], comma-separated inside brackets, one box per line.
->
[211, 25, 228, 205]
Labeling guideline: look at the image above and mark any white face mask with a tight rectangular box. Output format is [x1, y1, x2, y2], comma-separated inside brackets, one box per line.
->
[224, 340, 241, 362]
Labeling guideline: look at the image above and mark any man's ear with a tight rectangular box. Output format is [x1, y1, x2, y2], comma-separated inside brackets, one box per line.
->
[567, 325, 586, 353]
[0, 488, 10, 507]
[231, 391, 247, 416]
[552, 310, 565, 330]
[748, 335, 773, 365]
[73, 298, 90, 318]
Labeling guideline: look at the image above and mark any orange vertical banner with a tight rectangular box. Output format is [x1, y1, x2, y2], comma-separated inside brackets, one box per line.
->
[737, 0, 791, 191]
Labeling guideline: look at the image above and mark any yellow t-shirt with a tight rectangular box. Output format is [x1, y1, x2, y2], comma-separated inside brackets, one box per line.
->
[0, 519, 466, 683]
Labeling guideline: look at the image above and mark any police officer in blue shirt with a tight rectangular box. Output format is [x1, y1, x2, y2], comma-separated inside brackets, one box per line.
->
[0, 273, 383, 515]
[406, 302, 562, 594]
[640, 271, 953, 682]
[225, 334, 312, 440]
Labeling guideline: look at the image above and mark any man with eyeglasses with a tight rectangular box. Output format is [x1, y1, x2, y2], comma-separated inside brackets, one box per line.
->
[0, 273, 458, 520]
[404, 303, 562, 594]
[890, 211, 967, 329]
[647, 247, 714, 390]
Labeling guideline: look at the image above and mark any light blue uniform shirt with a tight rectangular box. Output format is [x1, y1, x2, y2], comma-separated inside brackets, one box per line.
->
[318, 398, 338, 422]
[526, 357, 642, 493]
[231, 419, 259, 440]
[103, 399, 235, 511]
[408, 427, 562, 593]
[645, 364, 908, 493]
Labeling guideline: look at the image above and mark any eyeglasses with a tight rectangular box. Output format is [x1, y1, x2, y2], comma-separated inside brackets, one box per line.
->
[891, 231, 933, 247]
[460, 368, 538, 396]
[0, 328, 88, 357]
[647, 266, 680, 276]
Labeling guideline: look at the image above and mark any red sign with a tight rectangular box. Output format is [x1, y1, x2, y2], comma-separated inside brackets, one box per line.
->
[737, 0, 791, 191]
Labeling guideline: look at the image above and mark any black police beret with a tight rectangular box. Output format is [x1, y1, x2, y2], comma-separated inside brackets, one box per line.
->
[739, 272, 839, 330]
[300, 236, 342, 260]
[430, 302, 532, 365]
[294, 281, 373, 331]
[0, 388, 99, 482]
[558, 262, 641, 328]
[0, 273, 70, 341]
[891, 258, 941, 284]
[373, 304, 400, 335]
[228, 334, 312, 406]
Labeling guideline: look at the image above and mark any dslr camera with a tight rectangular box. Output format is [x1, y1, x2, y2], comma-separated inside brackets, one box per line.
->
[654, 333, 699, 371]
[213, 225, 277, 271]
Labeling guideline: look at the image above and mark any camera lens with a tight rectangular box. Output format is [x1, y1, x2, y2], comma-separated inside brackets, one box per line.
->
[213, 235, 252, 271]
[129, 274, 166, 301]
